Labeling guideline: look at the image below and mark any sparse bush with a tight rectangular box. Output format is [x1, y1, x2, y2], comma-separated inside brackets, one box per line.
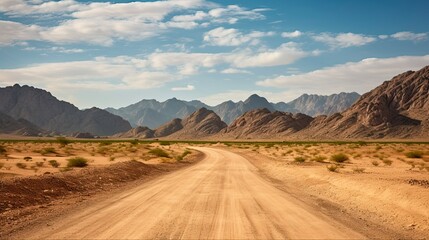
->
[0, 145, 6, 155]
[176, 149, 192, 161]
[0, 163, 4, 169]
[326, 164, 338, 172]
[24, 156, 32, 161]
[40, 147, 57, 155]
[159, 142, 171, 146]
[149, 148, 170, 158]
[48, 160, 60, 168]
[382, 159, 393, 166]
[67, 157, 88, 167]
[109, 156, 116, 161]
[312, 155, 327, 163]
[16, 163, 27, 169]
[330, 153, 349, 163]
[35, 162, 44, 167]
[56, 137, 71, 146]
[352, 167, 365, 173]
[405, 151, 423, 158]
[294, 156, 306, 163]
[130, 139, 139, 145]
[371, 160, 379, 166]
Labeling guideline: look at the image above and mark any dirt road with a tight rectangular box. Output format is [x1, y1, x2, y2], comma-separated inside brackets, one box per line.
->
[24, 147, 364, 239]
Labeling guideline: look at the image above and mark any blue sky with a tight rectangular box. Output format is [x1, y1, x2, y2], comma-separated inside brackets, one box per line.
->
[0, 0, 428, 108]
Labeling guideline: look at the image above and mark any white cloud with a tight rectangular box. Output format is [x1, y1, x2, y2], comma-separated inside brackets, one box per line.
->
[147, 42, 310, 71]
[0, 1, 268, 46]
[257, 55, 429, 97]
[171, 84, 195, 91]
[0, 20, 42, 45]
[282, 30, 302, 38]
[378, 35, 389, 39]
[312, 32, 376, 48]
[0, 56, 174, 90]
[203, 27, 274, 46]
[0, 0, 84, 16]
[221, 68, 251, 74]
[391, 31, 427, 41]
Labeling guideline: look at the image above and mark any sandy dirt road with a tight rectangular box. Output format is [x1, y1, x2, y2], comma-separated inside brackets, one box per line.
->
[24, 147, 364, 239]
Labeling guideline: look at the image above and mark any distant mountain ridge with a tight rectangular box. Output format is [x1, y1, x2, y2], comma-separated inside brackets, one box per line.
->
[0, 84, 132, 136]
[106, 92, 360, 128]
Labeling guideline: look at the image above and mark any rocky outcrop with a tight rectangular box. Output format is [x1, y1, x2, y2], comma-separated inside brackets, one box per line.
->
[168, 108, 227, 138]
[114, 126, 155, 138]
[0, 85, 132, 136]
[280, 92, 360, 116]
[154, 118, 183, 138]
[221, 108, 313, 138]
[298, 65, 429, 139]
[0, 111, 45, 136]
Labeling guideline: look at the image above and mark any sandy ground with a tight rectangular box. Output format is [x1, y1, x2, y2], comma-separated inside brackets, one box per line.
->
[12, 147, 364, 239]
[0, 141, 190, 178]
[226, 142, 429, 238]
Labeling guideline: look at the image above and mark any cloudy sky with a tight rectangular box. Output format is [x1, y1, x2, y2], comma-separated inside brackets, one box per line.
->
[0, 0, 428, 108]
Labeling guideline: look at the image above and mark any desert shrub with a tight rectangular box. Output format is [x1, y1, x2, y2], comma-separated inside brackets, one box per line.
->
[330, 153, 349, 163]
[40, 147, 57, 155]
[371, 160, 380, 166]
[405, 151, 423, 158]
[24, 156, 32, 161]
[0, 145, 6, 155]
[294, 156, 306, 163]
[130, 139, 139, 145]
[109, 156, 116, 161]
[326, 164, 338, 172]
[312, 155, 326, 163]
[56, 137, 71, 146]
[382, 159, 393, 166]
[0, 163, 4, 169]
[149, 148, 170, 158]
[35, 162, 44, 167]
[48, 160, 60, 168]
[176, 149, 192, 161]
[159, 142, 171, 146]
[375, 146, 382, 151]
[16, 163, 27, 169]
[67, 157, 88, 167]
[352, 167, 365, 173]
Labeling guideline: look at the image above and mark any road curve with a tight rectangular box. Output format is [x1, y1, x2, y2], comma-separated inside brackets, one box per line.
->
[28, 147, 364, 239]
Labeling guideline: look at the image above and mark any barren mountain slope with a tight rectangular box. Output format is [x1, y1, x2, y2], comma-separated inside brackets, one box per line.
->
[298, 65, 429, 139]
[219, 108, 313, 139]
[167, 108, 227, 139]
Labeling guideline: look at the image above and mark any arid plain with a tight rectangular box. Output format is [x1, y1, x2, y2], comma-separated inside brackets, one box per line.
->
[1, 140, 428, 239]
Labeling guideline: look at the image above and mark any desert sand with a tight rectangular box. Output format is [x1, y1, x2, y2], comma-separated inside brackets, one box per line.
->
[1, 141, 428, 239]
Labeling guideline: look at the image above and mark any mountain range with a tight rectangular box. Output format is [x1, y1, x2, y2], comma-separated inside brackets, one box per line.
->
[116, 65, 429, 140]
[0, 85, 131, 136]
[1, 65, 427, 139]
[106, 92, 360, 128]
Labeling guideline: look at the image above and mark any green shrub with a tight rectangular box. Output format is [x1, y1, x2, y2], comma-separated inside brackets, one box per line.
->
[330, 153, 349, 163]
[405, 151, 423, 158]
[149, 148, 170, 158]
[56, 137, 71, 146]
[67, 157, 88, 167]
[48, 160, 60, 168]
[40, 147, 57, 155]
[176, 149, 191, 161]
[16, 163, 27, 169]
[294, 156, 306, 163]
[326, 164, 338, 172]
